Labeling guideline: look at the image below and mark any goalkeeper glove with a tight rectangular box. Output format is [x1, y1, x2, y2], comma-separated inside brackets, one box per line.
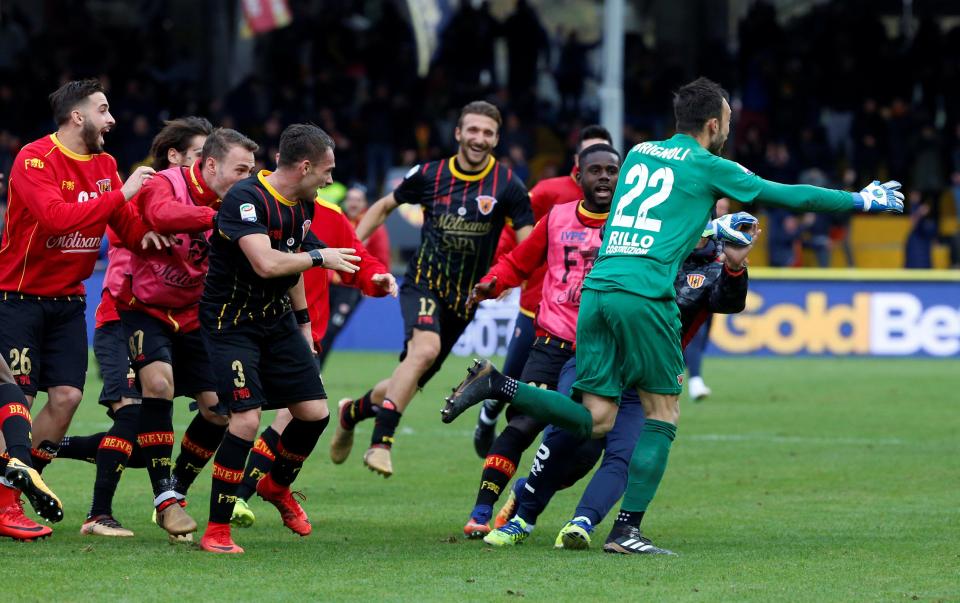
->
[852, 180, 904, 213]
[707, 211, 759, 246]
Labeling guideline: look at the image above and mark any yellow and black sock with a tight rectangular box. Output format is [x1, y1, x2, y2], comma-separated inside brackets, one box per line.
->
[57, 433, 105, 463]
[137, 397, 175, 497]
[172, 413, 226, 496]
[270, 416, 329, 487]
[89, 404, 138, 517]
[209, 432, 252, 524]
[236, 426, 279, 501]
[0, 383, 33, 468]
[370, 399, 400, 450]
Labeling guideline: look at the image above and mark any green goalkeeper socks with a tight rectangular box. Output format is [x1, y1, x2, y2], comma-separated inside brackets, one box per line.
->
[507, 382, 593, 440]
[621, 419, 677, 512]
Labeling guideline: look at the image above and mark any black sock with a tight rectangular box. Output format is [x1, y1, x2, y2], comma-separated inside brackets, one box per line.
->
[271, 416, 329, 487]
[137, 397, 175, 498]
[493, 375, 517, 401]
[475, 424, 537, 508]
[126, 442, 146, 469]
[342, 390, 380, 430]
[89, 405, 138, 517]
[236, 426, 279, 501]
[172, 413, 227, 495]
[57, 434, 105, 463]
[209, 431, 253, 525]
[0, 384, 33, 465]
[614, 509, 645, 529]
[370, 400, 401, 450]
[30, 440, 59, 473]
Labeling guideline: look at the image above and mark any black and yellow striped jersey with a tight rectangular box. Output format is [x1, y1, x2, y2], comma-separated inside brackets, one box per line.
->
[394, 156, 533, 318]
[202, 171, 314, 329]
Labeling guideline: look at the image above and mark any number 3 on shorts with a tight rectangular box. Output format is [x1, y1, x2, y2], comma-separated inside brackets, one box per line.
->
[612, 165, 675, 232]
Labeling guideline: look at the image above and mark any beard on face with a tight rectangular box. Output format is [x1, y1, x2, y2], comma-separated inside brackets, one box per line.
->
[81, 119, 104, 153]
[708, 132, 727, 155]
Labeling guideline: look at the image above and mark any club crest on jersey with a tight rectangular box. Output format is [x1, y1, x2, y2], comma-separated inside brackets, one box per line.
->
[677, 374, 685, 386]
[686, 273, 706, 289]
[302, 219, 312, 239]
[96, 178, 112, 193]
[476, 195, 498, 216]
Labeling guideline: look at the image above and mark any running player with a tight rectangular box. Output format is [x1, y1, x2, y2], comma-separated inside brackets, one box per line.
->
[118, 127, 258, 540]
[486, 211, 758, 548]
[197, 124, 359, 554]
[473, 125, 612, 457]
[230, 182, 396, 529]
[80, 116, 213, 538]
[330, 101, 534, 477]
[442, 77, 904, 554]
[460, 143, 619, 538]
[0, 79, 165, 534]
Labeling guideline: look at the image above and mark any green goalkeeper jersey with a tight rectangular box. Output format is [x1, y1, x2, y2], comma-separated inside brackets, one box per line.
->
[586, 133, 852, 300]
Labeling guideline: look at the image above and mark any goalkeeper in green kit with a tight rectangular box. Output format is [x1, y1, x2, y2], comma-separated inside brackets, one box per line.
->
[441, 77, 904, 555]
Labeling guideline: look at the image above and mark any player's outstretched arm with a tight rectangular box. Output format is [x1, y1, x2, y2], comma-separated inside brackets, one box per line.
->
[355, 193, 398, 241]
[753, 178, 904, 214]
[238, 233, 360, 279]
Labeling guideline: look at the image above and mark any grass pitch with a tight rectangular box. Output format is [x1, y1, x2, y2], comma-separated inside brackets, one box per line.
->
[6, 352, 958, 602]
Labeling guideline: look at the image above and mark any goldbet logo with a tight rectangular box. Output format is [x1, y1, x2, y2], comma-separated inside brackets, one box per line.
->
[713, 291, 960, 356]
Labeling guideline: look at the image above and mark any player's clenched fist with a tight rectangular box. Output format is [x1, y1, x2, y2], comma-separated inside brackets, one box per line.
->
[467, 276, 498, 309]
[121, 165, 156, 200]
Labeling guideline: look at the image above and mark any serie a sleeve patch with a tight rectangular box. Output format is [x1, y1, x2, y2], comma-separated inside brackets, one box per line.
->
[240, 202, 258, 222]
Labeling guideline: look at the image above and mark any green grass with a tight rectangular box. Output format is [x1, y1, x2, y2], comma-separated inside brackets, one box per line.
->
[6, 353, 959, 602]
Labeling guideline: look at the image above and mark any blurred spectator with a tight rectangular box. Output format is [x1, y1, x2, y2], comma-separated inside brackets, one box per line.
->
[502, 0, 548, 112]
[904, 195, 938, 269]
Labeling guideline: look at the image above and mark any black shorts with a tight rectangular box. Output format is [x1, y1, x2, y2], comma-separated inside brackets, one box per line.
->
[398, 281, 471, 388]
[200, 304, 326, 413]
[93, 320, 141, 406]
[0, 294, 87, 396]
[519, 336, 576, 390]
[119, 309, 216, 398]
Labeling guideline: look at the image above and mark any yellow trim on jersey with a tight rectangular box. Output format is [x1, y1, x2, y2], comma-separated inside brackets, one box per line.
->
[519, 307, 536, 318]
[448, 155, 495, 182]
[315, 197, 343, 214]
[577, 201, 609, 221]
[257, 170, 296, 206]
[50, 134, 93, 161]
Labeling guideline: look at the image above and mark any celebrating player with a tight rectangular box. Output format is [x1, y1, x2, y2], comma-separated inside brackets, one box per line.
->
[117, 127, 258, 540]
[79, 116, 213, 538]
[197, 124, 358, 554]
[442, 77, 904, 554]
[461, 143, 619, 538]
[473, 125, 612, 457]
[0, 79, 166, 535]
[487, 211, 758, 548]
[329, 101, 534, 477]
[230, 178, 396, 529]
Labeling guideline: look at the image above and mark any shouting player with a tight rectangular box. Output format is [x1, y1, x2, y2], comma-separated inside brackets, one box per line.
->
[442, 77, 904, 554]
[330, 100, 534, 477]
[0, 79, 165, 536]
[197, 124, 359, 554]
[473, 125, 612, 457]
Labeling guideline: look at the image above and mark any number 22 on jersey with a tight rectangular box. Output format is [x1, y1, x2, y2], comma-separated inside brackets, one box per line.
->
[611, 165, 675, 232]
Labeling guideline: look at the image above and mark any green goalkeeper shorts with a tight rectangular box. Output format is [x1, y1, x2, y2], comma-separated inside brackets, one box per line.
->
[572, 289, 685, 398]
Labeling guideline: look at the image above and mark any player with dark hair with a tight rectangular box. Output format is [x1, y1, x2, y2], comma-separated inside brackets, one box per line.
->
[115, 127, 258, 541]
[230, 184, 396, 529]
[472, 125, 612, 457]
[0, 79, 167, 538]
[442, 76, 904, 554]
[197, 124, 359, 553]
[461, 143, 619, 538]
[486, 211, 758, 547]
[79, 115, 213, 537]
[328, 100, 534, 477]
